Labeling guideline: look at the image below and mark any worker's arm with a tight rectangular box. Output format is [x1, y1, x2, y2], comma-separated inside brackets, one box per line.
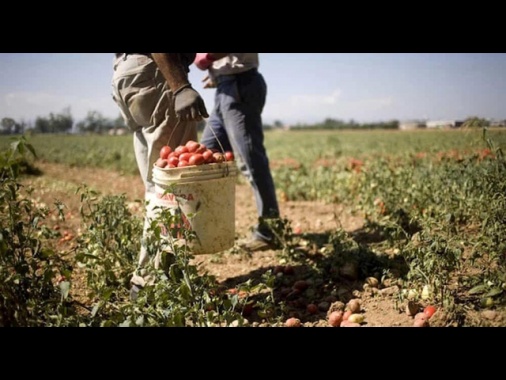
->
[193, 53, 229, 70]
[151, 53, 191, 93]
[150, 53, 209, 121]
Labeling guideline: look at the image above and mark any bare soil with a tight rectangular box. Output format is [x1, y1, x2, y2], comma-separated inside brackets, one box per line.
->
[22, 161, 505, 327]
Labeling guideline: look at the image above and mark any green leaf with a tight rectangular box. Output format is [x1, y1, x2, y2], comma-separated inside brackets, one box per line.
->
[468, 284, 487, 295]
[119, 318, 132, 327]
[102, 288, 114, 302]
[484, 288, 503, 298]
[25, 143, 37, 159]
[59, 281, 70, 301]
[40, 248, 54, 259]
[91, 303, 100, 317]
[135, 315, 145, 326]
[230, 294, 238, 309]
[10, 140, 20, 153]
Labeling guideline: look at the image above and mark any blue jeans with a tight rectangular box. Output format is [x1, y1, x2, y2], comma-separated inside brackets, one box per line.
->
[200, 69, 279, 241]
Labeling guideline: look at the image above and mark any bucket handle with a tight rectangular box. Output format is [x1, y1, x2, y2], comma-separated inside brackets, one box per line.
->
[166, 119, 181, 147]
[207, 124, 227, 156]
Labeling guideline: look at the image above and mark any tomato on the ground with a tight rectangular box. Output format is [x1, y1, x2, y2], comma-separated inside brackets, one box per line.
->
[424, 305, 437, 318]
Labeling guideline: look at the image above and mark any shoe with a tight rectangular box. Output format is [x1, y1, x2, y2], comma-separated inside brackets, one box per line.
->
[239, 237, 277, 252]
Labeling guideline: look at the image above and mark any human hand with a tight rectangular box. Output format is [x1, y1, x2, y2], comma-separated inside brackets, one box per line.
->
[202, 75, 216, 89]
[173, 85, 209, 121]
[194, 53, 215, 70]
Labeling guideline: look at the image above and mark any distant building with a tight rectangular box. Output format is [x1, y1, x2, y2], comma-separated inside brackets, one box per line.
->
[399, 120, 426, 130]
[426, 120, 464, 129]
[108, 128, 128, 136]
[490, 119, 506, 127]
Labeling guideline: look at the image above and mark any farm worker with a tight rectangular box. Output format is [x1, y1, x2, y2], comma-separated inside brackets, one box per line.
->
[111, 53, 209, 300]
[193, 53, 280, 252]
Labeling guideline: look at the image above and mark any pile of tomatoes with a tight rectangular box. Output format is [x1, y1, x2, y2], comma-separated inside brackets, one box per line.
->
[155, 140, 234, 168]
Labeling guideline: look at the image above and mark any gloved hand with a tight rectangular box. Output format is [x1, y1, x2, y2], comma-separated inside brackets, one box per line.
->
[173, 84, 209, 121]
[202, 74, 216, 89]
[194, 53, 215, 70]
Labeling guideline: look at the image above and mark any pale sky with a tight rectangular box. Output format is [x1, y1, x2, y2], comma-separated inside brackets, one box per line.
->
[1, 53, 505, 126]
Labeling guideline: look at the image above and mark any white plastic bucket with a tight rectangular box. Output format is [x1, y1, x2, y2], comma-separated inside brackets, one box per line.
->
[151, 161, 237, 255]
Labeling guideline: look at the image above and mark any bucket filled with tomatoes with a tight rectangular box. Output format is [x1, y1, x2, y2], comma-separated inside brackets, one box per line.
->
[151, 140, 237, 255]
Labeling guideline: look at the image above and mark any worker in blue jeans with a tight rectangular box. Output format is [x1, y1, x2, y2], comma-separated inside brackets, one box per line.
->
[194, 53, 280, 252]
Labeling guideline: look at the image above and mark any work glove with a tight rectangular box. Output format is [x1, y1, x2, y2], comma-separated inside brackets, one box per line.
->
[194, 53, 215, 70]
[173, 84, 209, 121]
[202, 74, 217, 89]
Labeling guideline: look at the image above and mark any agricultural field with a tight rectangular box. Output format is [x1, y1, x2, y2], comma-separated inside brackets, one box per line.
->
[1, 128, 505, 327]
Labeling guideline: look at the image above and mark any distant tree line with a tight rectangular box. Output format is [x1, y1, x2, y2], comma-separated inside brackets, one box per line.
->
[1, 117, 30, 135]
[263, 116, 500, 130]
[263, 118, 399, 130]
[314, 118, 399, 130]
[0, 108, 128, 135]
[0, 107, 210, 135]
[0, 110, 499, 136]
[75, 111, 126, 134]
[32, 107, 74, 134]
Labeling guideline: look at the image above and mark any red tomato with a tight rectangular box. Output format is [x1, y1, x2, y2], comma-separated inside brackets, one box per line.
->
[285, 317, 301, 327]
[292, 280, 308, 291]
[213, 152, 225, 163]
[328, 311, 343, 327]
[306, 303, 318, 314]
[159, 145, 172, 159]
[242, 302, 255, 317]
[203, 149, 214, 162]
[424, 305, 437, 318]
[189, 153, 205, 166]
[186, 140, 200, 153]
[178, 160, 189, 167]
[167, 156, 179, 167]
[178, 152, 192, 162]
[156, 158, 168, 168]
[224, 151, 234, 161]
[174, 145, 189, 156]
[195, 144, 207, 154]
[343, 310, 352, 321]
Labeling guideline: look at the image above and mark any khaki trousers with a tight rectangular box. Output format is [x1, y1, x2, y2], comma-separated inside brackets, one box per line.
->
[111, 54, 198, 286]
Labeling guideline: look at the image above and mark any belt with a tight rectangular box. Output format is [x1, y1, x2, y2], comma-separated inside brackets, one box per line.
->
[115, 53, 152, 59]
[215, 68, 258, 83]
